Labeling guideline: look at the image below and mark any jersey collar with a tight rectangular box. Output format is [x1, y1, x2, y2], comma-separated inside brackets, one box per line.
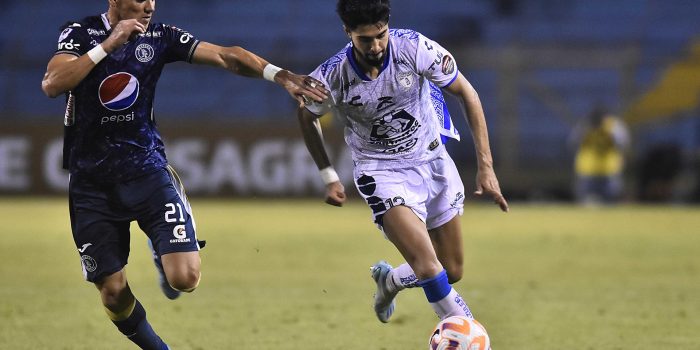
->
[346, 40, 392, 82]
[100, 13, 111, 31]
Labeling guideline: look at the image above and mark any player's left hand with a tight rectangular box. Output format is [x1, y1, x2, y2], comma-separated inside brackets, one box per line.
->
[275, 71, 328, 107]
[325, 181, 346, 207]
[474, 168, 509, 212]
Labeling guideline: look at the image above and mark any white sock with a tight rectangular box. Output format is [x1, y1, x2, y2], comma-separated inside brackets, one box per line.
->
[431, 288, 474, 319]
[387, 263, 419, 292]
[419, 270, 473, 319]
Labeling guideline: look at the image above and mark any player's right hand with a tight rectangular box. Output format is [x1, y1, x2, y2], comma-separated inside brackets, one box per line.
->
[276, 71, 329, 108]
[325, 181, 346, 207]
[103, 19, 147, 52]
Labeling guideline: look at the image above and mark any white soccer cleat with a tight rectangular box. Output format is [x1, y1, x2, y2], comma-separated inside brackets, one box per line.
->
[371, 260, 398, 323]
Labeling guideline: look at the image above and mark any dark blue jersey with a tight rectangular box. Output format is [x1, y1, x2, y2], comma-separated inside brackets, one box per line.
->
[55, 14, 200, 183]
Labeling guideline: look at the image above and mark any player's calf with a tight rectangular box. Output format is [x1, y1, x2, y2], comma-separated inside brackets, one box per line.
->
[109, 299, 170, 350]
[444, 264, 463, 284]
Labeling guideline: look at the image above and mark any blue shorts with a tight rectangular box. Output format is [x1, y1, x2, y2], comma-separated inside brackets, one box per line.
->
[69, 166, 200, 283]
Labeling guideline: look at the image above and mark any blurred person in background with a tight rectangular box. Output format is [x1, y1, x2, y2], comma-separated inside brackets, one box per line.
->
[569, 106, 630, 204]
[41, 0, 327, 349]
[297, 0, 508, 331]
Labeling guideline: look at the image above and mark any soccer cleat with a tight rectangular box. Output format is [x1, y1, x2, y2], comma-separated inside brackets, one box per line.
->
[147, 239, 181, 300]
[371, 260, 398, 323]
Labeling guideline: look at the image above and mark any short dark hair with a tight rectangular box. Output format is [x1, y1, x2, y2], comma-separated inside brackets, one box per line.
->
[336, 0, 391, 30]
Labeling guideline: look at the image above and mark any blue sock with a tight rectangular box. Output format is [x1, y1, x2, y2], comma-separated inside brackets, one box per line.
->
[419, 270, 473, 319]
[419, 270, 452, 303]
[112, 300, 169, 350]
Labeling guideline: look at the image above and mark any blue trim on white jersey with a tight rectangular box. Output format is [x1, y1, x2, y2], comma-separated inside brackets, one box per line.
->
[390, 28, 420, 41]
[442, 70, 459, 88]
[346, 43, 392, 81]
[429, 82, 460, 144]
[320, 44, 349, 78]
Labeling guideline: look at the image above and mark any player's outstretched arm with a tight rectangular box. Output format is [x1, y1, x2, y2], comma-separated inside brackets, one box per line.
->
[444, 73, 509, 212]
[297, 107, 346, 207]
[42, 19, 147, 98]
[191, 42, 328, 107]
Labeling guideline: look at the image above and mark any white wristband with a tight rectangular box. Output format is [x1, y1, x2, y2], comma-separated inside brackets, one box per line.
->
[87, 44, 108, 64]
[263, 64, 283, 82]
[320, 167, 340, 185]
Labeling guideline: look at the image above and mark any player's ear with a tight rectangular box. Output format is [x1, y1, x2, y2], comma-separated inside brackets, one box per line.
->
[343, 25, 351, 39]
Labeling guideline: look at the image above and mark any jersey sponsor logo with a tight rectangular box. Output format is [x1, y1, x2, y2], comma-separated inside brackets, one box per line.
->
[139, 31, 162, 38]
[441, 55, 455, 75]
[170, 224, 192, 243]
[98, 72, 140, 111]
[87, 28, 107, 36]
[58, 28, 72, 42]
[57, 39, 80, 51]
[135, 43, 155, 63]
[427, 50, 444, 72]
[369, 109, 420, 154]
[180, 32, 193, 44]
[100, 111, 135, 125]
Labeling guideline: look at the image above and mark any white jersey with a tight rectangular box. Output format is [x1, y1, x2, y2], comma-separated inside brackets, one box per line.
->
[306, 29, 461, 171]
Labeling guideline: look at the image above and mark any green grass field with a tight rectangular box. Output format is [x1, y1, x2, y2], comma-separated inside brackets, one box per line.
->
[1, 198, 698, 349]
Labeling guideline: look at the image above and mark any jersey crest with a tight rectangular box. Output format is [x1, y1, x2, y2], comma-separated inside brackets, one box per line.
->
[135, 43, 155, 62]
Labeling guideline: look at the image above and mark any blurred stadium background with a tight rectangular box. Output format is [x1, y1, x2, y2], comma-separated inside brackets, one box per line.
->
[2, 2, 700, 349]
[1, 0, 699, 201]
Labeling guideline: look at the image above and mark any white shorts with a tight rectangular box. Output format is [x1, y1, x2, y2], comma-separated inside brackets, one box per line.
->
[353, 151, 465, 231]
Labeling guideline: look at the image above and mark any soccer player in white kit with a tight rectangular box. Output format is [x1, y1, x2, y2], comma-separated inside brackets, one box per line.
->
[298, 0, 509, 324]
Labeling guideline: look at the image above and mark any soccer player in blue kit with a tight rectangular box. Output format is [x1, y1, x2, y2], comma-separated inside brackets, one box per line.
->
[41, 1, 327, 349]
[298, 0, 508, 332]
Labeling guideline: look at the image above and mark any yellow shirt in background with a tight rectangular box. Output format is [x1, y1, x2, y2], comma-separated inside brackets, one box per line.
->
[575, 117, 626, 176]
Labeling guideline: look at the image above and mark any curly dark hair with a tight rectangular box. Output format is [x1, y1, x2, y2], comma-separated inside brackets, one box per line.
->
[336, 0, 391, 30]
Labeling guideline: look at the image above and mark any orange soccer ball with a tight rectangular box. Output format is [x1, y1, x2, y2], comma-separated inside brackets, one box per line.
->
[428, 316, 491, 350]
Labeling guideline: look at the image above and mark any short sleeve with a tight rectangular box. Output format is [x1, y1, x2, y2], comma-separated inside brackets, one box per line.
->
[304, 65, 332, 116]
[55, 23, 90, 57]
[415, 34, 458, 88]
[162, 25, 200, 63]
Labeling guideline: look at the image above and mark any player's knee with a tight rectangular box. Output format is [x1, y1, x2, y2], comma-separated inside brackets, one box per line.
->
[168, 269, 200, 293]
[98, 282, 129, 309]
[100, 288, 122, 308]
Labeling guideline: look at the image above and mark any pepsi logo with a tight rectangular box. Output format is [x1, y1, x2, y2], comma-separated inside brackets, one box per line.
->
[98, 72, 139, 111]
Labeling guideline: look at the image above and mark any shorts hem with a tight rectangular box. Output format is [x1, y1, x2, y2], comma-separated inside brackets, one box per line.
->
[426, 207, 463, 230]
